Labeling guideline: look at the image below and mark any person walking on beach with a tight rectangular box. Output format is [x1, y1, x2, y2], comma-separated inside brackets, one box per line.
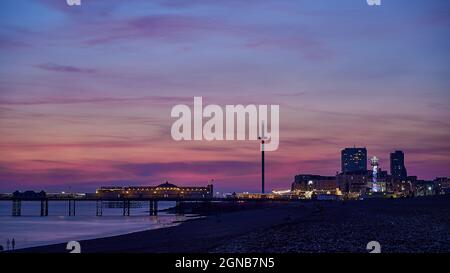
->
[12, 238, 15, 250]
[6, 239, 10, 251]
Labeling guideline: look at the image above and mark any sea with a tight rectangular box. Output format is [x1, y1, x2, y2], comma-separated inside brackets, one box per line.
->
[0, 200, 189, 250]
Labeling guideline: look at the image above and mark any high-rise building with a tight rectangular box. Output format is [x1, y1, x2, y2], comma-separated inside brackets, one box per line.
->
[341, 147, 367, 173]
[390, 150, 407, 179]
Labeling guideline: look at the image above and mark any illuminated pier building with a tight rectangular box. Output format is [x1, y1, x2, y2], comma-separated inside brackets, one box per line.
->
[96, 182, 213, 199]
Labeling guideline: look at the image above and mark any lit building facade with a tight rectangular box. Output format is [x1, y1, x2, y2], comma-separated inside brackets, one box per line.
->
[434, 177, 450, 194]
[389, 176, 417, 197]
[341, 147, 367, 173]
[367, 156, 390, 193]
[370, 156, 381, 192]
[415, 180, 436, 196]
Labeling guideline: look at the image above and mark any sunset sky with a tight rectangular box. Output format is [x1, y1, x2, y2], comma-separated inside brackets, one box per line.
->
[1, 0, 449, 193]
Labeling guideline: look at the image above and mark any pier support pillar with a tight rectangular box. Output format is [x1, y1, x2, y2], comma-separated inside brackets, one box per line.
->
[149, 200, 158, 215]
[12, 199, 21, 216]
[175, 201, 183, 214]
[123, 200, 130, 216]
[148, 200, 158, 215]
[68, 199, 76, 216]
[96, 200, 103, 216]
[149, 200, 154, 216]
[40, 199, 48, 216]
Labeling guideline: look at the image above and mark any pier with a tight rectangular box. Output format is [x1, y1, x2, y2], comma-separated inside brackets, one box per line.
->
[1, 195, 306, 217]
[0, 182, 310, 217]
[3, 196, 209, 217]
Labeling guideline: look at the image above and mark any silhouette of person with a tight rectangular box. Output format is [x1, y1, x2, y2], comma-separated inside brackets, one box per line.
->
[6, 239, 10, 251]
[12, 238, 15, 250]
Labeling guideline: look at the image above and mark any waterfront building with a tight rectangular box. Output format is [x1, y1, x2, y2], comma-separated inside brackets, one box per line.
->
[291, 174, 338, 192]
[390, 150, 408, 180]
[370, 156, 382, 192]
[341, 147, 367, 173]
[434, 177, 450, 194]
[367, 160, 389, 193]
[415, 180, 436, 196]
[336, 170, 369, 195]
[388, 175, 417, 197]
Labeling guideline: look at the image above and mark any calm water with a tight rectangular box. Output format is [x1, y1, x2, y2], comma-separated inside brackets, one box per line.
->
[0, 201, 189, 250]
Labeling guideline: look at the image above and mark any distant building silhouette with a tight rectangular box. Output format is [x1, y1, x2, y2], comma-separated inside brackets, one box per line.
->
[336, 170, 369, 195]
[292, 174, 337, 191]
[390, 150, 407, 179]
[341, 147, 367, 173]
[434, 177, 450, 194]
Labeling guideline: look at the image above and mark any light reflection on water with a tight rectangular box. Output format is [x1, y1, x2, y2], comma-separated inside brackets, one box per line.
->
[0, 201, 187, 250]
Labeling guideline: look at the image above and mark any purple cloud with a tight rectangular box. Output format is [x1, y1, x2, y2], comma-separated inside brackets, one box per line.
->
[36, 63, 96, 74]
[83, 15, 211, 45]
[115, 161, 259, 177]
[74, 12, 331, 60]
[0, 95, 192, 106]
[0, 38, 30, 49]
